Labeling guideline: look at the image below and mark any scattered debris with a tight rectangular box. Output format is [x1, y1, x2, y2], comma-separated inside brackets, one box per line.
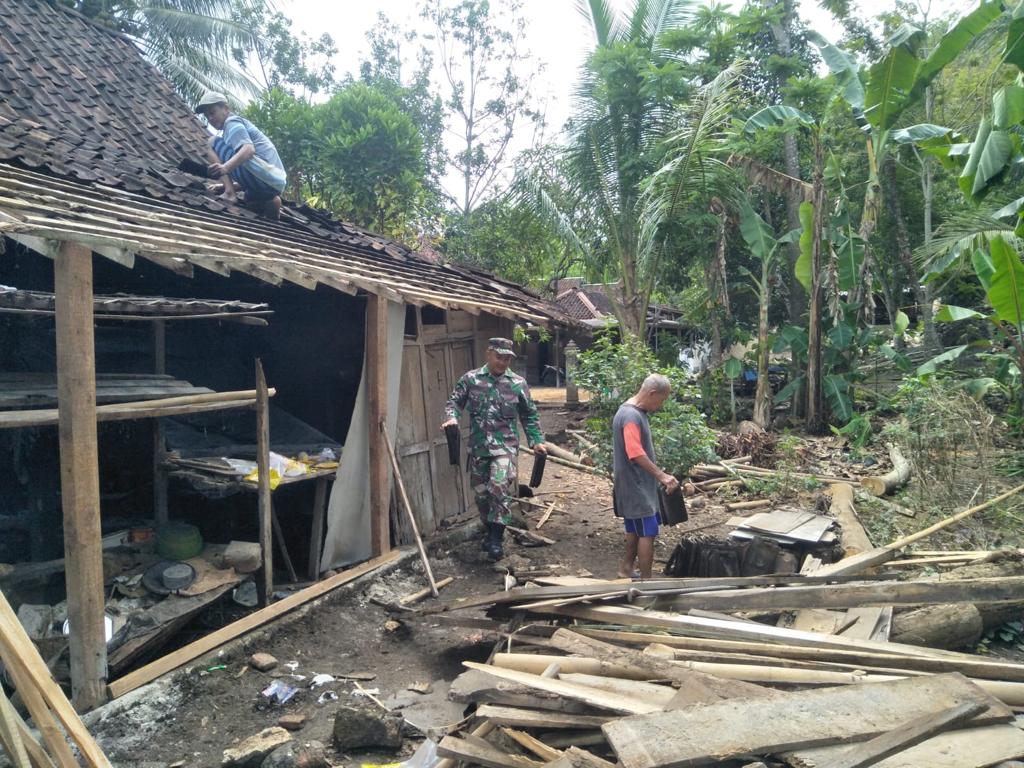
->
[221, 727, 293, 767]
[277, 713, 307, 732]
[407, 681, 433, 695]
[262, 680, 298, 705]
[250, 652, 279, 672]
[332, 704, 404, 751]
[260, 740, 329, 768]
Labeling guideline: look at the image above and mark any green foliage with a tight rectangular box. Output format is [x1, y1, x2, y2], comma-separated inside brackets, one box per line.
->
[574, 334, 717, 477]
[61, 0, 267, 100]
[245, 83, 428, 239]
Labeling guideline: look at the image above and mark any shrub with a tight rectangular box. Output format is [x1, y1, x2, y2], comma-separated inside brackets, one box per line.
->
[574, 334, 717, 477]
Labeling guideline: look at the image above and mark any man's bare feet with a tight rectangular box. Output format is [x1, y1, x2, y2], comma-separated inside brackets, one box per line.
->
[264, 195, 282, 220]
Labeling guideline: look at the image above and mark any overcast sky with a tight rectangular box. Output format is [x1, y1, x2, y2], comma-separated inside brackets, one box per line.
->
[278, 0, 972, 201]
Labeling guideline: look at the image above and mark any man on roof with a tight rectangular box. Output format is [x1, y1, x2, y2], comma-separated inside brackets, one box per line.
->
[195, 92, 287, 220]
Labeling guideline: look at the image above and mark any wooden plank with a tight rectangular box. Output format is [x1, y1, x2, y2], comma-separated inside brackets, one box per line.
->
[783, 722, 1024, 768]
[54, 240, 107, 712]
[558, 673, 676, 707]
[307, 476, 329, 581]
[255, 360, 273, 607]
[503, 728, 562, 762]
[366, 294, 391, 557]
[437, 734, 542, 768]
[0, 588, 111, 766]
[0, 685, 31, 768]
[107, 549, 401, 699]
[152, 319, 168, 526]
[474, 705, 614, 730]
[544, 629, 773, 701]
[462, 662, 664, 715]
[575, 628, 1024, 683]
[602, 673, 1012, 768]
[656, 577, 1024, 614]
[823, 701, 987, 768]
[841, 607, 893, 642]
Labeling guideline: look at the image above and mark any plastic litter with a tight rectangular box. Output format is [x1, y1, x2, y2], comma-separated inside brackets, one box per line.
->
[261, 679, 298, 704]
[232, 581, 257, 608]
[310, 673, 335, 689]
[317, 690, 339, 704]
[284, 660, 299, 671]
[400, 738, 439, 768]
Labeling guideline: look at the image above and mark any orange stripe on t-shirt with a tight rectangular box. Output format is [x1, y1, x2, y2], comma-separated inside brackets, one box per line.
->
[623, 421, 647, 460]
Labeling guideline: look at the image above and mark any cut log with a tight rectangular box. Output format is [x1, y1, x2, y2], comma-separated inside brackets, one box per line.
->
[861, 445, 911, 497]
[543, 442, 594, 467]
[890, 604, 984, 650]
[829, 482, 872, 555]
[601, 673, 1011, 768]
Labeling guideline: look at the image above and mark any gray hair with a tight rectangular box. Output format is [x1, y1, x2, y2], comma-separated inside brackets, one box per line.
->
[640, 373, 671, 394]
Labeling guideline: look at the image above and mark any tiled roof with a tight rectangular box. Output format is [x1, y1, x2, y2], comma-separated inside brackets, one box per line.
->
[0, 0, 579, 327]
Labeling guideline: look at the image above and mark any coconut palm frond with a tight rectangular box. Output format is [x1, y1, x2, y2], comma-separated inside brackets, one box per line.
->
[638, 61, 746, 267]
[915, 206, 1020, 275]
[575, 0, 622, 47]
[510, 175, 592, 263]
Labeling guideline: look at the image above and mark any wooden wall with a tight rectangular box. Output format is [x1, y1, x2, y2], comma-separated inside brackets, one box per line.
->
[393, 307, 512, 541]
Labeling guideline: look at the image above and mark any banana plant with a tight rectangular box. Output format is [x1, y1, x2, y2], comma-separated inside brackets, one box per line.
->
[809, 4, 1002, 336]
[737, 198, 800, 429]
[745, 104, 828, 433]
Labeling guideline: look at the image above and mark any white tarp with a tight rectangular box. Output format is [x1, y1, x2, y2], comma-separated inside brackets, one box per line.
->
[320, 299, 405, 570]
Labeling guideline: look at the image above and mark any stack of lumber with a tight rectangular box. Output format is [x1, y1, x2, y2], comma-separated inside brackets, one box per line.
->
[437, 485, 1024, 767]
[0, 587, 113, 767]
[440, 591, 1024, 767]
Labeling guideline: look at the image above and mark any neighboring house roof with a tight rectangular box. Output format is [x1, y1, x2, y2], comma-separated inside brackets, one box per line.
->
[554, 280, 687, 329]
[0, 0, 577, 327]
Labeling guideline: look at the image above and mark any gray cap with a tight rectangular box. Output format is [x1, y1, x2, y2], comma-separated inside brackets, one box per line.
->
[488, 337, 516, 357]
[195, 91, 228, 112]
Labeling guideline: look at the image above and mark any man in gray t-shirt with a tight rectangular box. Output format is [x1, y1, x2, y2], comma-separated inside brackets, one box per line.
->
[612, 374, 679, 579]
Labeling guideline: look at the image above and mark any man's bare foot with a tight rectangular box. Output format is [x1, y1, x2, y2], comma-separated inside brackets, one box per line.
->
[263, 195, 282, 220]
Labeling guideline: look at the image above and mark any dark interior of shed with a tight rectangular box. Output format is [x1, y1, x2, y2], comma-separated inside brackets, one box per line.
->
[0, 238, 367, 587]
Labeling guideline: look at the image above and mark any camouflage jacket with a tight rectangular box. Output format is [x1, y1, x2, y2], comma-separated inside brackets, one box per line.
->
[445, 365, 544, 457]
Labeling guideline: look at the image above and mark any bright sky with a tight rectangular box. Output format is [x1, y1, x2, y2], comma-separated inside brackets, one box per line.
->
[276, 0, 952, 201]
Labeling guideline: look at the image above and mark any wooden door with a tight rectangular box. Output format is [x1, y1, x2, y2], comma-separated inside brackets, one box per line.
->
[395, 343, 436, 539]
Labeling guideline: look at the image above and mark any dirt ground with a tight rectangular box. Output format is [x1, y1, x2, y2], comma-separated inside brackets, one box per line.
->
[83, 402, 1024, 767]
[88, 403, 739, 768]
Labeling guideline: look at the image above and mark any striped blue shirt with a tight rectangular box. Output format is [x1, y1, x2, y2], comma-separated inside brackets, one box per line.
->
[221, 115, 286, 193]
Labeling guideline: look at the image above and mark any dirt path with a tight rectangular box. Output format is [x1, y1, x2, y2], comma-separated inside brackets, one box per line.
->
[91, 410, 735, 767]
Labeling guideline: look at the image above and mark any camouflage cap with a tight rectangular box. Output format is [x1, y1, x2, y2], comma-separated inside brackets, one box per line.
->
[488, 337, 516, 357]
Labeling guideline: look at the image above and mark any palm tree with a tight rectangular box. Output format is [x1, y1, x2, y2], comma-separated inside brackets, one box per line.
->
[557, 0, 713, 337]
[58, 0, 265, 101]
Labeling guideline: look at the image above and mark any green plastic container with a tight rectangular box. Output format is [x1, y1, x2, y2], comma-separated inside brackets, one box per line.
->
[155, 522, 203, 560]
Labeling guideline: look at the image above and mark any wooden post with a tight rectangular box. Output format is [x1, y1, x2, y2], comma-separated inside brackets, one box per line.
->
[54, 240, 107, 711]
[255, 359, 273, 606]
[152, 319, 168, 525]
[366, 294, 391, 557]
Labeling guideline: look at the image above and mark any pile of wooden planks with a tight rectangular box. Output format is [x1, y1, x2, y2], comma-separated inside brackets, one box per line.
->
[440, 582, 1024, 767]
[0, 587, 113, 767]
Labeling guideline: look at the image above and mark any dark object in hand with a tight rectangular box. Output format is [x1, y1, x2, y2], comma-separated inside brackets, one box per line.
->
[529, 451, 546, 487]
[444, 424, 460, 466]
[658, 484, 687, 526]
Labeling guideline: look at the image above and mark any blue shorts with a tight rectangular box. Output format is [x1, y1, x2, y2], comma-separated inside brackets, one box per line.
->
[623, 515, 659, 537]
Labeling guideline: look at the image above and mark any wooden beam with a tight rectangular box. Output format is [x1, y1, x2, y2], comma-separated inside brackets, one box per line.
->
[107, 549, 401, 699]
[824, 701, 986, 768]
[54, 240, 107, 712]
[602, 673, 1011, 768]
[255, 359, 273, 606]
[307, 476, 329, 581]
[366, 294, 391, 557]
[152, 319, 168, 526]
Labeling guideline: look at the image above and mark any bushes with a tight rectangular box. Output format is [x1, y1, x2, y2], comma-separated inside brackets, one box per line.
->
[574, 334, 717, 477]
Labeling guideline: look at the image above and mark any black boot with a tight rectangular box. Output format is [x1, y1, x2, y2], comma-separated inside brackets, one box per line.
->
[486, 523, 505, 561]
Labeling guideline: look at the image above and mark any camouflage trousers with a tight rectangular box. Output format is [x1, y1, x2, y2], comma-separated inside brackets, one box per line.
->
[469, 454, 518, 525]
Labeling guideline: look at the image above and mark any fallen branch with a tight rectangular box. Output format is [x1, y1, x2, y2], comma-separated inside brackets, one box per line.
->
[861, 445, 912, 497]
[519, 446, 607, 477]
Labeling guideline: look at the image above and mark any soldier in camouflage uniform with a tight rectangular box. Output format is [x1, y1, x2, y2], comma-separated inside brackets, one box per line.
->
[442, 337, 546, 560]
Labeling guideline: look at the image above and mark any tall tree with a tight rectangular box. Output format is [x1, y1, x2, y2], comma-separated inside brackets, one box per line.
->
[422, 0, 543, 214]
[59, 0, 266, 101]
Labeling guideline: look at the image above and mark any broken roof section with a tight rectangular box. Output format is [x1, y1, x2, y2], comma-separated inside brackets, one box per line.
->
[0, 0, 579, 327]
[0, 286, 271, 321]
